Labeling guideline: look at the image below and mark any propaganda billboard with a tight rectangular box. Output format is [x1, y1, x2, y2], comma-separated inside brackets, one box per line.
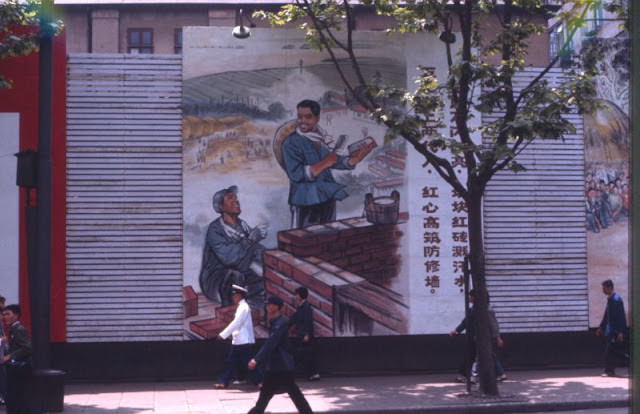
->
[181, 28, 472, 338]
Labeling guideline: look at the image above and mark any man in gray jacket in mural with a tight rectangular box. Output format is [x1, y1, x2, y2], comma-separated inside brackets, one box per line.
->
[199, 185, 266, 308]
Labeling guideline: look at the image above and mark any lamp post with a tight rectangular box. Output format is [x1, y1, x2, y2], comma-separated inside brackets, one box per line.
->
[232, 9, 255, 39]
[33, 0, 54, 371]
[630, 1, 639, 412]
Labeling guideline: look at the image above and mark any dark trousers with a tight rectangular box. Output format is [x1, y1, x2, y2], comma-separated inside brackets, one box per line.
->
[458, 340, 504, 377]
[293, 339, 318, 378]
[0, 363, 7, 402]
[458, 340, 476, 378]
[604, 335, 629, 374]
[492, 341, 505, 376]
[217, 344, 263, 386]
[248, 371, 313, 414]
[293, 199, 336, 228]
[6, 364, 37, 414]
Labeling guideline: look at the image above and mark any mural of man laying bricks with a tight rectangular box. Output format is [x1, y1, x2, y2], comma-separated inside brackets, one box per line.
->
[199, 185, 266, 309]
[279, 99, 376, 228]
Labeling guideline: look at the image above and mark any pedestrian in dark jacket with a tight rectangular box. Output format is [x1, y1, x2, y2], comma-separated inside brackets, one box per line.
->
[449, 290, 506, 382]
[596, 279, 629, 376]
[289, 287, 320, 381]
[247, 296, 313, 414]
[2, 304, 35, 414]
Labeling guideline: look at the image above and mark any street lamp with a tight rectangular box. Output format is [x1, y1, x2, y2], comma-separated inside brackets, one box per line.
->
[232, 9, 255, 39]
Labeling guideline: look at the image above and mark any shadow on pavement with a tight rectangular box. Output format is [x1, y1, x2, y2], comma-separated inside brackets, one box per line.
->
[61, 370, 630, 413]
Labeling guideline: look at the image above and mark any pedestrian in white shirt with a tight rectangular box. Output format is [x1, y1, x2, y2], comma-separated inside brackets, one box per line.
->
[215, 285, 263, 388]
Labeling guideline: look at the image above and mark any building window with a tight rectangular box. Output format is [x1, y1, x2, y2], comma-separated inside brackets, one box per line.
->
[549, 23, 564, 61]
[588, 3, 603, 34]
[175, 29, 182, 54]
[128, 28, 153, 54]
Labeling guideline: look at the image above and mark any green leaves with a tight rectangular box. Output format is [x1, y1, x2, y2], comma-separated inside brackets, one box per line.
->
[254, 2, 348, 52]
[255, 0, 605, 190]
[0, 0, 64, 89]
[253, 5, 306, 27]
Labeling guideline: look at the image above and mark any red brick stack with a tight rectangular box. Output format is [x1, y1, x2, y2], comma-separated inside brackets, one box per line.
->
[278, 218, 403, 283]
[264, 217, 408, 336]
[189, 304, 265, 339]
[189, 304, 235, 339]
[183, 285, 198, 318]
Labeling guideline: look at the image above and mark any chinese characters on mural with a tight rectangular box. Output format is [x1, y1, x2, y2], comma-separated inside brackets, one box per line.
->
[422, 105, 470, 296]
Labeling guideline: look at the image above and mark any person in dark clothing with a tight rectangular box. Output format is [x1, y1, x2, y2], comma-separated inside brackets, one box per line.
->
[596, 279, 629, 376]
[449, 290, 505, 382]
[289, 287, 320, 381]
[2, 304, 35, 414]
[247, 296, 313, 414]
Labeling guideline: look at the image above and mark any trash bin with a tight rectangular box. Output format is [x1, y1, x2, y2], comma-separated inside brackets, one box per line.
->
[33, 369, 65, 412]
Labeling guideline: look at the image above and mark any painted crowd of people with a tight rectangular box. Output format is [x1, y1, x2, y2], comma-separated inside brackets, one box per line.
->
[585, 163, 630, 233]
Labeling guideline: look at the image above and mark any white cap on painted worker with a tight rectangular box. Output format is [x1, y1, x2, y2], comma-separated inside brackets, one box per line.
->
[231, 284, 248, 295]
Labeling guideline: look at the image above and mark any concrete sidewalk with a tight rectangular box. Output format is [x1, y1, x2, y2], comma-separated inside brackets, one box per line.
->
[27, 368, 634, 413]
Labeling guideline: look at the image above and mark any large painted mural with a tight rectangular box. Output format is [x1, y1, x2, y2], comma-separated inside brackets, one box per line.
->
[181, 28, 467, 338]
[583, 37, 630, 326]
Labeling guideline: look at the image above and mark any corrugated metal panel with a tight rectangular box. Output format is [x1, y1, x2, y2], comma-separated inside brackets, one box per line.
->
[66, 53, 183, 342]
[483, 68, 588, 332]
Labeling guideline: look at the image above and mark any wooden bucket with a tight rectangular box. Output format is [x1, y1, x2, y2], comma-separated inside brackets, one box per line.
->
[365, 190, 399, 224]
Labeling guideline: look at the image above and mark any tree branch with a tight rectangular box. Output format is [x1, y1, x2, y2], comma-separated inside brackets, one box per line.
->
[299, 0, 363, 107]
[495, 0, 516, 149]
[514, 0, 592, 109]
[340, 0, 371, 100]
[402, 131, 468, 198]
[454, 0, 478, 177]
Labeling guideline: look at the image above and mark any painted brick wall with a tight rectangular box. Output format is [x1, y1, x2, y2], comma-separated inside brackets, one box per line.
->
[277, 218, 404, 286]
[265, 217, 408, 337]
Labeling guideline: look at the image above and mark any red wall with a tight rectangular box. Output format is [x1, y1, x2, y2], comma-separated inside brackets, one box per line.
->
[0, 30, 67, 342]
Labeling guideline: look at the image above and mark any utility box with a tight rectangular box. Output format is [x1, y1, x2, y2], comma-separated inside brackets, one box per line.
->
[14, 150, 38, 188]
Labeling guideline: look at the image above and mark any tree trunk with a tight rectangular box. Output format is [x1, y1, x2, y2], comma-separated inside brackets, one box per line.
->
[467, 189, 498, 395]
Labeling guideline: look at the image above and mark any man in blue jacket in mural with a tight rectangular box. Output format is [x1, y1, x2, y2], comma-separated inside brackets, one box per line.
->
[596, 279, 629, 377]
[282, 99, 375, 228]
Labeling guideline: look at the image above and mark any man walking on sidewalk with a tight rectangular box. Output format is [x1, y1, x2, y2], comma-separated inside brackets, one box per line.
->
[449, 290, 506, 382]
[247, 296, 313, 414]
[596, 279, 629, 377]
[290, 287, 320, 381]
[215, 285, 262, 388]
